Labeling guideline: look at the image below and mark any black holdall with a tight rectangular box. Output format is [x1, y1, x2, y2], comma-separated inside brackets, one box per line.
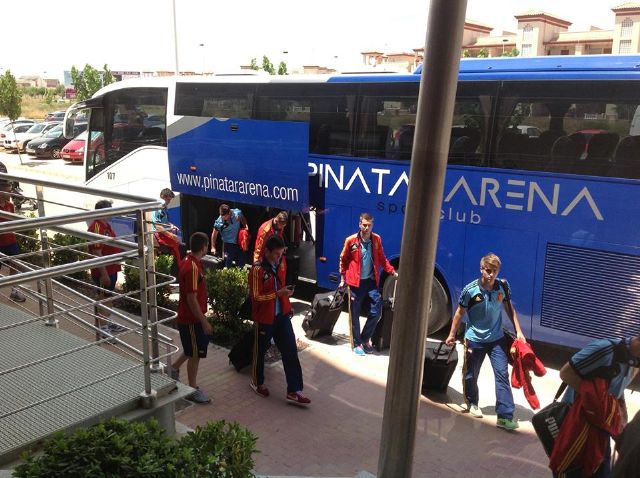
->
[301, 286, 347, 339]
[531, 382, 569, 457]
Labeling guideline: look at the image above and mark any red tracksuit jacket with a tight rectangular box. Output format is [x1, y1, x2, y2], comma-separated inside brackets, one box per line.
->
[253, 219, 284, 263]
[510, 339, 547, 409]
[249, 258, 291, 325]
[339, 232, 395, 288]
[549, 377, 623, 476]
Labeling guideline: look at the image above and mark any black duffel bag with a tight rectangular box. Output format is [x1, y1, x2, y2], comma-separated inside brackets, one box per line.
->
[531, 383, 569, 457]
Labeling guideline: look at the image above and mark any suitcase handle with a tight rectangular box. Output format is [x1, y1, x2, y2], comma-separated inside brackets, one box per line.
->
[330, 286, 347, 308]
[434, 341, 455, 360]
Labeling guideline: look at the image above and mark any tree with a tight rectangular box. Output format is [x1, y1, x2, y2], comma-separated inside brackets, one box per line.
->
[501, 48, 520, 57]
[249, 58, 259, 71]
[0, 70, 22, 121]
[277, 61, 288, 75]
[70, 64, 115, 101]
[462, 49, 472, 58]
[477, 48, 489, 58]
[262, 55, 275, 75]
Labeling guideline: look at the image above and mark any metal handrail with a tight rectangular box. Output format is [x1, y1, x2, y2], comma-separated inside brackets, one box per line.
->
[0, 174, 177, 412]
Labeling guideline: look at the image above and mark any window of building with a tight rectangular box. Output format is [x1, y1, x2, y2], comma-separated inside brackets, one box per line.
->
[619, 39, 632, 54]
[522, 24, 533, 43]
[560, 49, 570, 55]
[521, 44, 532, 57]
[621, 18, 633, 38]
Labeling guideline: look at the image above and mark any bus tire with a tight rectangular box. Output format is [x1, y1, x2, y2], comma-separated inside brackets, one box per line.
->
[381, 274, 449, 335]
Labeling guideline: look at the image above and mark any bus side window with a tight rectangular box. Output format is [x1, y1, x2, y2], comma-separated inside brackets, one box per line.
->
[449, 96, 489, 167]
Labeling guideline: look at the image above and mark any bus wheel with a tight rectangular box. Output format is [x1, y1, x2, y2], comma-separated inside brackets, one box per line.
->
[381, 274, 449, 335]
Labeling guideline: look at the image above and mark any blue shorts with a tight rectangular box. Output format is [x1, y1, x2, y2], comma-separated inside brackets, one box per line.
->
[0, 242, 20, 256]
[178, 322, 209, 358]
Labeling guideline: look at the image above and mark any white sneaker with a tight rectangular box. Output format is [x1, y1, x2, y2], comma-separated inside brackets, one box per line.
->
[10, 287, 26, 302]
[469, 404, 483, 418]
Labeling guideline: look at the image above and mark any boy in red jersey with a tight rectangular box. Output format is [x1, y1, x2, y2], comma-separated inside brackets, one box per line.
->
[0, 180, 26, 302]
[168, 232, 213, 404]
[87, 200, 123, 337]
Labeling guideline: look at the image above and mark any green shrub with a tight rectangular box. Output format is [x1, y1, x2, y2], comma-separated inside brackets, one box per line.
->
[15, 212, 41, 267]
[205, 267, 251, 347]
[122, 254, 176, 313]
[50, 233, 89, 281]
[13, 418, 257, 478]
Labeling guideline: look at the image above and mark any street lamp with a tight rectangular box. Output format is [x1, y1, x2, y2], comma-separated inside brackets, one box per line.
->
[199, 43, 205, 74]
[502, 38, 509, 55]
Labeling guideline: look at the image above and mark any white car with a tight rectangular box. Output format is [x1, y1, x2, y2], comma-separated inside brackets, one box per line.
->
[1, 122, 36, 150]
[7, 122, 61, 152]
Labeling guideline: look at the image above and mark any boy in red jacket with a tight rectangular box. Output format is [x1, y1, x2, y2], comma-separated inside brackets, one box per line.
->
[249, 234, 309, 405]
[339, 213, 396, 356]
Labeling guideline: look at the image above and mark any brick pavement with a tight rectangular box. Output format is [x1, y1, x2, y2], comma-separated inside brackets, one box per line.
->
[174, 298, 640, 478]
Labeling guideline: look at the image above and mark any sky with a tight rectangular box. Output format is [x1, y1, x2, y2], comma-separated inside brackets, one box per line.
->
[0, 0, 625, 81]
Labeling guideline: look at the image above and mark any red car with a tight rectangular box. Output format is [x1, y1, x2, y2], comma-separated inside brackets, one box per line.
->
[61, 131, 102, 163]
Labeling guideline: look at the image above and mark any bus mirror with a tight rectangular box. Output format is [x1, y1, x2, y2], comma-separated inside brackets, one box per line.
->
[63, 116, 75, 139]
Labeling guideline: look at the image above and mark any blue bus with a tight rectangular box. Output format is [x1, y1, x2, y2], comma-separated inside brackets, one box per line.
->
[66, 55, 640, 348]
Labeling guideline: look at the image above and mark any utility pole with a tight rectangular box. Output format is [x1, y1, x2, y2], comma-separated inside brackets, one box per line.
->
[172, 0, 179, 75]
[377, 1, 467, 476]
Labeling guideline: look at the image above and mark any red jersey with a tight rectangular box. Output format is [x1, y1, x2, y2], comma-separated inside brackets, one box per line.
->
[177, 254, 208, 325]
[0, 200, 16, 247]
[87, 219, 122, 278]
[253, 219, 284, 263]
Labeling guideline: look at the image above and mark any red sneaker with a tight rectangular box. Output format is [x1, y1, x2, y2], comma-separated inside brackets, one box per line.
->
[250, 381, 270, 398]
[286, 391, 311, 405]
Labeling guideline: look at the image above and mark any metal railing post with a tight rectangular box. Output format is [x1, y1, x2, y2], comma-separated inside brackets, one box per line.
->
[35, 184, 57, 326]
[144, 211, 162, 372]
[136, 209, 156, 408]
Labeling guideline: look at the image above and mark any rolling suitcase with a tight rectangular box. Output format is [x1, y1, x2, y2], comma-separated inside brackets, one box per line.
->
[301, 287, 346, 339]
[228, 330, 254, 372]
[422, 341, 458, 392]
[372, 280, 396, 351]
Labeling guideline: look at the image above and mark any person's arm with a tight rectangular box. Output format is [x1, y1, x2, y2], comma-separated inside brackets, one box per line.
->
[186, 292, 212, 335]
[253, 225, 267, 263]
[238, 211, 248, 229]
[249, 266, 277, 303]
[338, 237, 351, 287]
[559, 362, 583, 391]
[503, 300, 526, 342]
[445, 305, 466, 345]
[92, 247, 111, 288]
[210, 228, 219, 255]
[377, 237, 397, 276]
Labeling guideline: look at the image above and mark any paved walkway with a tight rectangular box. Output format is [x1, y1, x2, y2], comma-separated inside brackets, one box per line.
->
[173, 300, 640, 478]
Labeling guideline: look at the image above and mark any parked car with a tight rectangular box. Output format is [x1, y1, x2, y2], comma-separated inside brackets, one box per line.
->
[15, 122, 61, 153]
[2, 123, 38, 150]
[61, 131, 102, 163]
[5, 122, 60, 152]
[0, 121, 36, 148]
[26, 123, 86, 159]
[44, 111, 66, 122]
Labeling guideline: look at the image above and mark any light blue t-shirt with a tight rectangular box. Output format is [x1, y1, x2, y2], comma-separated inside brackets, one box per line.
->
[152, 207, 168, 232]
[561, 338, 637, 403]
[360, 239, 373, 280]
[214, 208, 242, 244]
[459, 278, 509, 343]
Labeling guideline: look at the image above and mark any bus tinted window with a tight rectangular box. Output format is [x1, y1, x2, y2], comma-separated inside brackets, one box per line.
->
[175, 83, 254, 118]
[496, 81, 640, 178]
[256, 83, 356, 156]
[449, 94, 492, 166]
